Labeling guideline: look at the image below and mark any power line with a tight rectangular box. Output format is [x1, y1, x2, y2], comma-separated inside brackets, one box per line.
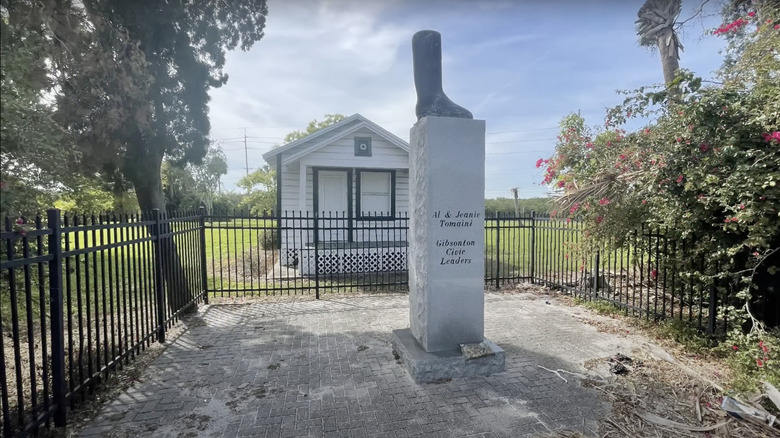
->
[486, 138, 556, 144]
[223, 175, 252, 181]
[484, 190, 549, 194]
[243, 129, 250, 181]
[218, 140, 278, 145]
[212, 136, 282, 142]
[242, 136, 284, 140]
[486, 150, 550, 155]
[486, 127, 558, 134]
[222, 146, 269, 152]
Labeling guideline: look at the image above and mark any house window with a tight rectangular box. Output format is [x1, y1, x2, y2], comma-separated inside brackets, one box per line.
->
[357, 170, 395, 218]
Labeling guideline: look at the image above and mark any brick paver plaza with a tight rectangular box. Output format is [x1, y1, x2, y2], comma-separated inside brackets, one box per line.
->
[80, 291, 652, 437]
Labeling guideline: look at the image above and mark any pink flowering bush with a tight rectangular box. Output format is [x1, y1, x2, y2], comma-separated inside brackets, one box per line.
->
[537, 5, 779, 363]
[763, 131, 780, 143]
[723, 330, 780, 389]
[713, 17, 750, 35]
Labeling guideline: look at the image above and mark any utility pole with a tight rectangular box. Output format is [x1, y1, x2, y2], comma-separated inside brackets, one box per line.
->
[510, 187, 520, 217]
[244, 128, 250, 176]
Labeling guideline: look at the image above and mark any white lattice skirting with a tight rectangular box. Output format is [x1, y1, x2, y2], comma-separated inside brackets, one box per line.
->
[299, 246, 407, 276]
[281, 248, 298, 267]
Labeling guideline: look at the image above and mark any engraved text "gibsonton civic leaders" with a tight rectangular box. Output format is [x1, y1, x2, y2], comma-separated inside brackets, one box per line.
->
[435, 239, 475, 247]
[431, 210, 481, 265]
[437, 240, 476, 264]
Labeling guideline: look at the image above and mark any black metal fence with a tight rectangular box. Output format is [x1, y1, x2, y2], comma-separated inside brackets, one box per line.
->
[528, 217, 734, 333]
[1, 210, 204, 437]
[203, 211, 777, 335]
[204, 211, 409, 299]
[2, 209, 777, 436]
[488, 214, 776, 335]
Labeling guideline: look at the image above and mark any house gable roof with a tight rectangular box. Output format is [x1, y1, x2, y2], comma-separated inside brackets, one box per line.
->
[262, 113, 409, 169]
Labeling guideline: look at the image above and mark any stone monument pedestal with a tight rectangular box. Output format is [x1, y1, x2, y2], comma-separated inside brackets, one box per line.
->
[391, 329, 504, 383]
[392, 116, 504, 383]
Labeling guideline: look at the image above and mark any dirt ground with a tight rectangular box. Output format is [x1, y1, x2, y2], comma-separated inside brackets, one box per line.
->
[546, 288, 779, 438]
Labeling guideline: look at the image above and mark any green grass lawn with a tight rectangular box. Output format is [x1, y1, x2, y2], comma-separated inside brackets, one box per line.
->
[7, 215, 670, 328]
[4, 216, 660, 316]
[51, 216, 597, 277]
[484, 219, 582, 276]
[483, 218, 656, 284]
[203, 219, 275, 266]
[55, 217, 276, 265]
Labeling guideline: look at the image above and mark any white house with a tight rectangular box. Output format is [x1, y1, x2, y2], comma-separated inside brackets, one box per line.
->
[262, 114, 410, 275]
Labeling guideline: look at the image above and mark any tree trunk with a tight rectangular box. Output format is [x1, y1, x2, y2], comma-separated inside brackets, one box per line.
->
[130, 150, 197, 315]
[656, 29, 681, 102]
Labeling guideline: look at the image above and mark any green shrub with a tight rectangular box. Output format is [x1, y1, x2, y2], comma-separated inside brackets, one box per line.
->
[258, 228, 279, 250]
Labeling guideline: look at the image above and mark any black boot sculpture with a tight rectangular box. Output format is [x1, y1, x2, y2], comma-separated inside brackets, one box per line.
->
[412, 30, 473, 120]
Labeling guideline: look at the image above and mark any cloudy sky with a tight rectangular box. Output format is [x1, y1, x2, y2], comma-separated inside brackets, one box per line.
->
[208, 0, 727, 199]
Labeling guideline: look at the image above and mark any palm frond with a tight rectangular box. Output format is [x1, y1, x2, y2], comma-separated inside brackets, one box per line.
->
[554, 170, 643, 214]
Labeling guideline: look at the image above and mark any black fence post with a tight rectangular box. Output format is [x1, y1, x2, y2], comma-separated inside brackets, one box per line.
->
[313, 212, 320, 300]
[46, 209, 67, 427]
[708, 261, 718, 335]
[592, 250, 600, 298]
[199, 207, 209, 305]
[529, 212, 536, 284]
[153, 209, 166, 343]
[276, 154, 283, 249]
[495, 213, 501, 289]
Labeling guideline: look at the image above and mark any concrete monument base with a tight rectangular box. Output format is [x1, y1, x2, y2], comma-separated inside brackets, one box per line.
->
[391, 328, 505, 383]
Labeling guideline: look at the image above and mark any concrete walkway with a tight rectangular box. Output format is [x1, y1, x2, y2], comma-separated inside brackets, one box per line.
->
[79, 290, 653, 437]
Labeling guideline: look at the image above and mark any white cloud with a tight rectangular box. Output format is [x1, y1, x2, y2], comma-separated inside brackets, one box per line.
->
[208, 0, 726, 199]
[209, 0, 414, 137]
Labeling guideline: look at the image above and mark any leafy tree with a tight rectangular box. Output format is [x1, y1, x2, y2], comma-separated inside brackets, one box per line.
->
[714, 0, 779, 76]
[98, 0, 267, 213]
[21, 0, 269, 308]
[636, 0, 684, 98]
[1, 0, 153, 215]
[239, 115, 347, 214]
[484, 197, 552, 216]
[539, 6, 779, 336]
[9, 0, 269, 213]
[0, 0, 72, 215]
[161, 143, 226, 213]
[282, 114, 345, 144]
[54, 176, 139, 213]
[2, 0, 261, 217]
[191, 143, 227, 214]
[212, 192, 244, 213]
[162, 161, 198, 211]
[238, 165, 276, 215]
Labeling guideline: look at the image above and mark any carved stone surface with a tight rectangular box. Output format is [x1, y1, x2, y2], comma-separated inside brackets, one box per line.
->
[391, 329, 505, 383]
[412, 30, 473, 120]
[408, 116, 485, 353]
[460, 341, 496, 360]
